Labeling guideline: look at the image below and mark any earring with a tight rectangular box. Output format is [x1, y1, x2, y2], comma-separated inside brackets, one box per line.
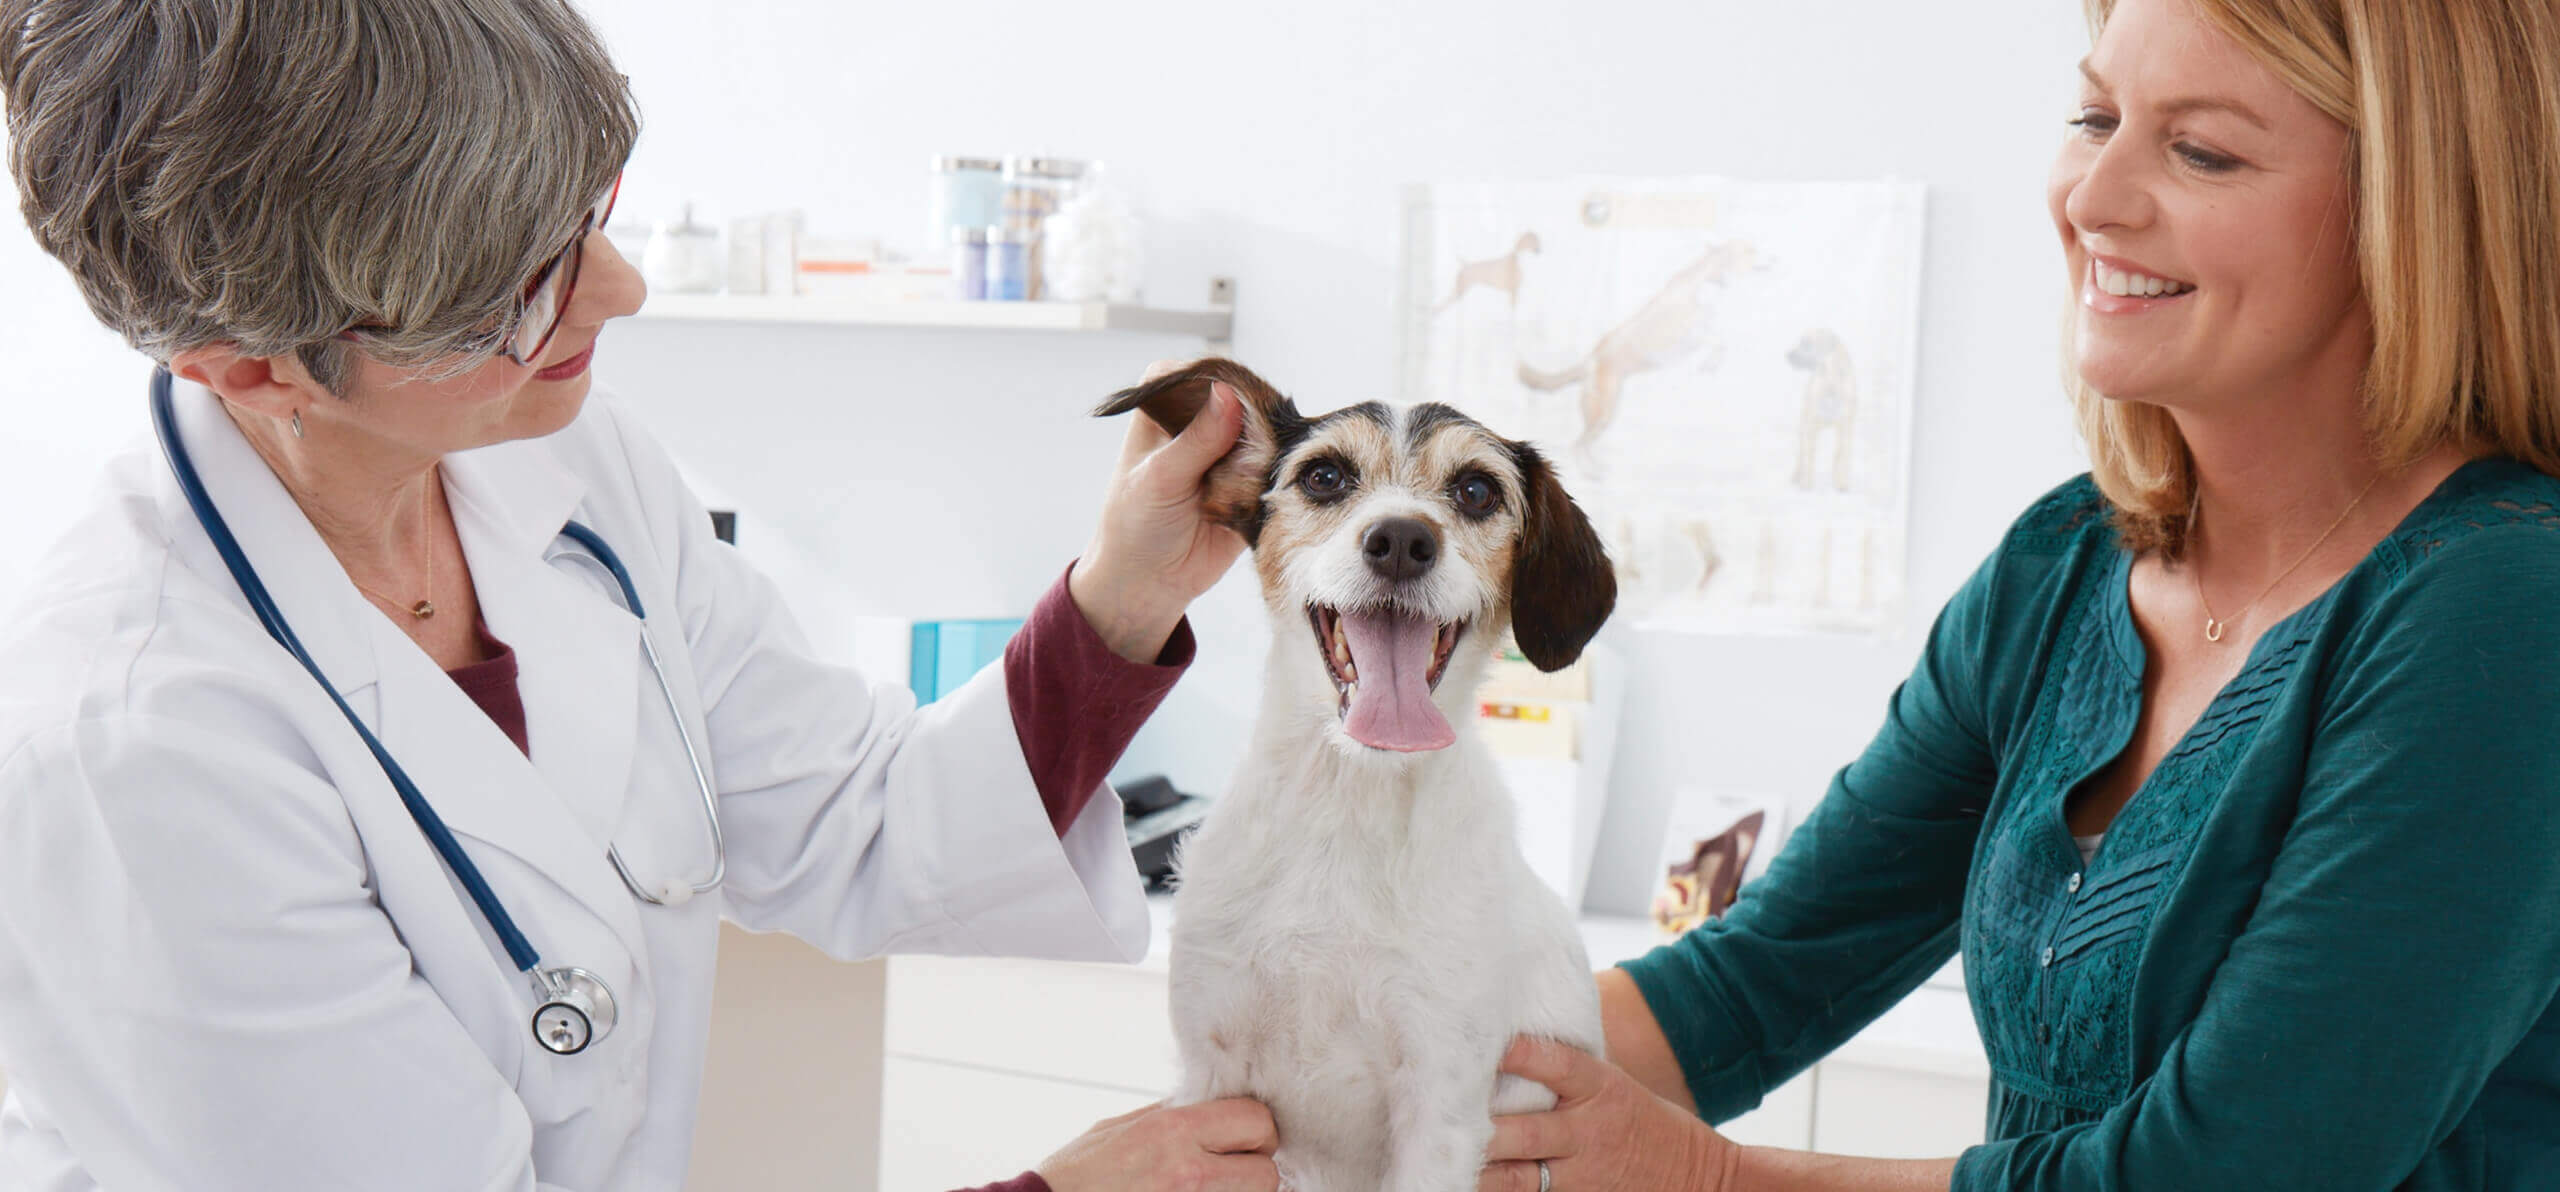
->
[290, 410, 304, 439]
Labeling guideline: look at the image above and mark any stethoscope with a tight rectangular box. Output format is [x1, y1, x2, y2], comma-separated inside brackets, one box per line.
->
[149, 369, 726, 1057]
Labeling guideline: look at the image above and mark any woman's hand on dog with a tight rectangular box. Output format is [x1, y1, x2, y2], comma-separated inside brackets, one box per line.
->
[1037, 1097, 1282, 1192]
[1071, 359, 1248, 663]
[1479, 1037, 1741, 1192]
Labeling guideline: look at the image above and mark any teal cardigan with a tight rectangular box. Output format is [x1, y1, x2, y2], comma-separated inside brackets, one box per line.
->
[1621, 462, 2560, 1190]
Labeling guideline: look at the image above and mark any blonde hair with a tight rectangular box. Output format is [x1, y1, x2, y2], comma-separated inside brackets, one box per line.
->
[2073, 0, 2560, 554]
[1, 0, 638, 393]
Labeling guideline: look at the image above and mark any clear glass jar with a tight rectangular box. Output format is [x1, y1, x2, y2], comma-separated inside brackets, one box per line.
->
[1001, 157, 1088, 299]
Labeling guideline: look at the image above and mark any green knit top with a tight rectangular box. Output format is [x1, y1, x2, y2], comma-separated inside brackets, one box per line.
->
[1620, 461, 2560, 1190]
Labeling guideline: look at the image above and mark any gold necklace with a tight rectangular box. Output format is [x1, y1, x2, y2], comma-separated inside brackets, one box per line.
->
[352, 495, 439, 620]
[2187, 471, 2382, 643]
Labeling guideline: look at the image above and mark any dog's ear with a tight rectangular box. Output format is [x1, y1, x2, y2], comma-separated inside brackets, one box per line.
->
[1093, 357, 1300, 545]
[1506, 443, 1615, 671]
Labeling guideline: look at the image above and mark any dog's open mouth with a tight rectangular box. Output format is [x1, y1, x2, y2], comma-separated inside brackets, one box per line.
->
[1307, 605, 1465, 753]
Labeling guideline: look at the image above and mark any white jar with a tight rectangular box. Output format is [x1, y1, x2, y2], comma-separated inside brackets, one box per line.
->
[642, 203, 725, 295]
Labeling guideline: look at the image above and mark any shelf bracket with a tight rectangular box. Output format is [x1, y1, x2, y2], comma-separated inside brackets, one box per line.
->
[1207, 276, 1236, 354]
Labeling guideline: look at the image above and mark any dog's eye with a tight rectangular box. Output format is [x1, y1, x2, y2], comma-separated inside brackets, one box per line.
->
[1451, 473, 1501, 518]
[1299, 461, 1350, 499]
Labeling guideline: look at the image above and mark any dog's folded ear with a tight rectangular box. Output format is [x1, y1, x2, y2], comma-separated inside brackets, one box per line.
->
[1094, 357, 1300, 545]
[1507, 443, 1616, 671]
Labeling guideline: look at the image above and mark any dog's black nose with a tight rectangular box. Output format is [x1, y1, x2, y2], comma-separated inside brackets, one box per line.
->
[1362, 517, 1439, 582]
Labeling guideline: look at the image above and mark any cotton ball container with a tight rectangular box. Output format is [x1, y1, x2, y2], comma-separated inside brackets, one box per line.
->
[1040, 181, 1144, 304]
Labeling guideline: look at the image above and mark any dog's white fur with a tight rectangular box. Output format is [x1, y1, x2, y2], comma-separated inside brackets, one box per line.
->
[1167, 402, 1606, 1192]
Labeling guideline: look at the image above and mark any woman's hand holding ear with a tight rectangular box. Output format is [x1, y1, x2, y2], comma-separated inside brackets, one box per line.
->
[1478, 1038, 1741, 1192]
[1070, 364, 1249, 663]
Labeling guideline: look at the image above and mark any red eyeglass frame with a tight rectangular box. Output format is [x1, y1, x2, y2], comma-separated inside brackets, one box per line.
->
[336, 174, 622, 367]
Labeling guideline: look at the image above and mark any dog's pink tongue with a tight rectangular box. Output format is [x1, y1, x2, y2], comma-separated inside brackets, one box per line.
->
[1340, 610, 1454, 752]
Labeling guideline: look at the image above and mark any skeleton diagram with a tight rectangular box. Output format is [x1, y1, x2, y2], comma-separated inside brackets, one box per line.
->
[1787, 328, 1859, 491]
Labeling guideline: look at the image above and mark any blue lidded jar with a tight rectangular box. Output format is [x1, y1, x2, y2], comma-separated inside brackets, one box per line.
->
[930, 156, 1004, 245]
[985, 227, 1033, 301]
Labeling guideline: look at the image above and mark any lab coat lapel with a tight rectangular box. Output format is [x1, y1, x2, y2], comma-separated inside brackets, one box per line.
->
[416, 436, 650, 962]
[364, 610, 650, 966]
[159, 378, 649, 966]
[439, 440, 642, 850]
[156, 379, 382, 698]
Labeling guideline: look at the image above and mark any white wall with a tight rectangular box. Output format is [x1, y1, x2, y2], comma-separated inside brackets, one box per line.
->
[0, 1, 2095, 916]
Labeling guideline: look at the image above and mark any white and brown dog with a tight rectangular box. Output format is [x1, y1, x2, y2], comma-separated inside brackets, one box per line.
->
[1097, 359, 1617, 1192]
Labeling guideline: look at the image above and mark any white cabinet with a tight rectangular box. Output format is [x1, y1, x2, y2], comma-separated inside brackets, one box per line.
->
[1718, 1072, 1818, 1149]
[1812, 1058, 1990, 1159]
[886, 955, 1176, 1093]
[879, 1057, 1156, 1191]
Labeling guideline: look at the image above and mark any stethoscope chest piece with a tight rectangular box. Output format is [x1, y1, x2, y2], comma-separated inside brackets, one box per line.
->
[530, 967, 619, 1056]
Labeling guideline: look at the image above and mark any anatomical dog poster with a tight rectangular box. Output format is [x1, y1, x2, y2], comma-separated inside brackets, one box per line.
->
[1397, 177, 1925, 635]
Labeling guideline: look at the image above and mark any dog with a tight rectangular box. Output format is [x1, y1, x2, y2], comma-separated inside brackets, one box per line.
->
[1516, 238, 1763, 449]
[1095, 359, 1617, 1192]
[1432, 231, 1543, 317]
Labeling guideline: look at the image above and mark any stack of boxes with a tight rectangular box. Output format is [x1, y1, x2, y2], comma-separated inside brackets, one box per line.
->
[1476, 635, 1620, 907]
[904, 618, 1025, 705]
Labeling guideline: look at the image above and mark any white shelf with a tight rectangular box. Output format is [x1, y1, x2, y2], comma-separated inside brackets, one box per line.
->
[631, 292, 1233, 340]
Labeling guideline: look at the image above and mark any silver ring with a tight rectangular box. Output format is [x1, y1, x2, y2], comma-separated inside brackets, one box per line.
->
[1537, 1159, 1552, 1192]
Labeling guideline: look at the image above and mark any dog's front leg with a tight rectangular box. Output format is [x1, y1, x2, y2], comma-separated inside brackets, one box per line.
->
[1380, 1032, 1504, 1192]
[1167, 940, 1261, 1108]
[1171, 1023, 1256, 1108]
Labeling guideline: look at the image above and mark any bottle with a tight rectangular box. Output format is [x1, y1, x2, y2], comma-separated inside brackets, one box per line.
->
[641, 203, 723, 295]
[985, 227, 1034, 301]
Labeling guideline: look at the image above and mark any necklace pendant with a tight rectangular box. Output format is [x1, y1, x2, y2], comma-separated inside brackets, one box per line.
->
[411, 599, 436, 619]
[2203, 616, 2225, 643]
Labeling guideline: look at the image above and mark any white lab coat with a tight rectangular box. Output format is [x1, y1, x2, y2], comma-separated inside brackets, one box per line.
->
[0, 377, 1150, 1191]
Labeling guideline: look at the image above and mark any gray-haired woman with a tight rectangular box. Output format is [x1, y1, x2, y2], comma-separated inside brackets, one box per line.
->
[0, 3, 1273, 1190]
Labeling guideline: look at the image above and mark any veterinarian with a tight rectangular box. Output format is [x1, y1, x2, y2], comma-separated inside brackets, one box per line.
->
[1480, 0, 2560, 1189]
[0, 3, 1276, 1191]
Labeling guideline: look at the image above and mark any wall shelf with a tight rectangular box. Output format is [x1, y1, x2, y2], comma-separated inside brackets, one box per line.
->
[630, 289, 1233, 341]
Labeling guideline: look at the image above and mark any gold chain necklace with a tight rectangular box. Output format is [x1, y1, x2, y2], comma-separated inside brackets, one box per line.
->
[2187, 471, 2381, 643]
[351, 491, 439, 620]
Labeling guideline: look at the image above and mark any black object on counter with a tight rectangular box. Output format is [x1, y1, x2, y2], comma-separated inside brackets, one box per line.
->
[1121, 774, 1212, 892]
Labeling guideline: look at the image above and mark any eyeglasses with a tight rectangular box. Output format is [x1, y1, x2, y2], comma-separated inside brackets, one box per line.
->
[505, 174, 622, 366]
[337, 175, 622, 366]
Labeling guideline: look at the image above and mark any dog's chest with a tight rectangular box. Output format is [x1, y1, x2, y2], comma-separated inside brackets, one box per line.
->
[1171, 857, 1517, 1053]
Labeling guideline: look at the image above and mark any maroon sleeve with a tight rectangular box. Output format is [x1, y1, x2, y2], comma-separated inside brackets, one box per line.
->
[953, 1175, 1050, 1192]
[1002, 561, 1196, 836]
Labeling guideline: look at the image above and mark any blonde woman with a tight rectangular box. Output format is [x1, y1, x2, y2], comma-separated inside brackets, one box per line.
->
[1482, 0, 2560, 1188]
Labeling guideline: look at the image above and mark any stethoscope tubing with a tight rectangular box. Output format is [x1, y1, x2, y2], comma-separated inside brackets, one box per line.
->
[554, 522, 726, 905]
[149, 369, 545, 972]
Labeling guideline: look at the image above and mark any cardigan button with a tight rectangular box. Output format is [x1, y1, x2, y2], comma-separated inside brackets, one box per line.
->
[2040, 946, 2055, 967]
[2066, 872, 2083, 895]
